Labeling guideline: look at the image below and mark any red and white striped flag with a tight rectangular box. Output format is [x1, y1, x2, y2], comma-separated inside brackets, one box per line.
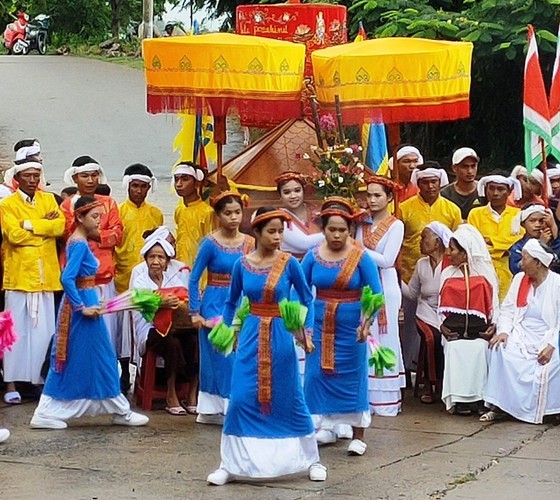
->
[549, 24, 560, 160]
[524, 25, 551, 173]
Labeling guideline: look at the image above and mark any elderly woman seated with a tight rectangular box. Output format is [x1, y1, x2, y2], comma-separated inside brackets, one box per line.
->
[402, 222, 453, 404]
[482, 239, 560, 423]
[438, 225, 499, 415]
[132, 234, 195, 415]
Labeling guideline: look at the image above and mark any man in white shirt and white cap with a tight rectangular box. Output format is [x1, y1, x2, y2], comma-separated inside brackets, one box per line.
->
[440, 147, 484, 220]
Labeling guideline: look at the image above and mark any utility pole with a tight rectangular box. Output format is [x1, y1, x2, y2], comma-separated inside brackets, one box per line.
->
[142, 0, 154, 39]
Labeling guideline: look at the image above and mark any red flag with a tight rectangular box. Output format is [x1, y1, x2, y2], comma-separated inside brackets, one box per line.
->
[524, 25, 551, 173]
[550, 24, 560, 159]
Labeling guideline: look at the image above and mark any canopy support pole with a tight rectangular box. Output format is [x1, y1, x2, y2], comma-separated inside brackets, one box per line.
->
[214, 115, 226, 184]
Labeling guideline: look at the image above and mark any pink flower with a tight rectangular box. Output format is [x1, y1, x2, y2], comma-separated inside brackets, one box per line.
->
[319, 114, 337, 132]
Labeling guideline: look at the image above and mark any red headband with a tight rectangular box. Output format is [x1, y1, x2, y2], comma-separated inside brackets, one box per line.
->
[365, 175, 403, 192]
[274, 171, 308, 187]
[75, 200, 103, 215]
[210, 190, 249, 208]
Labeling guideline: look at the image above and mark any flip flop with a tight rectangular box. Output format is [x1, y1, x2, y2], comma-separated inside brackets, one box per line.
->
[166, 406, 187, 416]
[3, 391, 22, 405]
[180, 400, 198, 415]
[420, 394, 434, 404]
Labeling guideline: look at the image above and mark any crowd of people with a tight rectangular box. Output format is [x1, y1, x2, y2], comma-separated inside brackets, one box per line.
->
[1, 138, 560, 486]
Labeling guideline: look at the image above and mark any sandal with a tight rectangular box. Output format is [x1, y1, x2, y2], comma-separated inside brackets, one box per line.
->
[3, 391, 22, 405]
[420, 394, 434, 404]
[455, 403, 472, 416]
[479, 410, 504, 422]
[180, 401, 198, 414]
[166, 406, 187, 416]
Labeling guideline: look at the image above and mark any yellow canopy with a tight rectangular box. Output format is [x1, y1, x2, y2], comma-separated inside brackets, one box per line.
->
[143, 33, 306, 121]
[312, 37, 473, 124]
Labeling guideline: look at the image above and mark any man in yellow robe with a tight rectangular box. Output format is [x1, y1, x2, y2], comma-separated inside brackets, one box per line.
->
[173, 162, 215, 270]
[0, 161, 64, 404]
[468, 175, 524, 301]
[398, 165, 462, 283]
[115, 164, 163, 294]
[398, 164, 462, 372]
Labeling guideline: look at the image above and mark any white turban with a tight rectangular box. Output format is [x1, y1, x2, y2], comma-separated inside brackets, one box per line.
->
[510, 165, 552, 197]
[426, 221, 453, 248]
[523, 238, 554, 267]
[521, 204, 547, 222]
[477, 175, 522, 201]
[63, 162, 108, 185]
[410, 167, 449, 188]
[3, 161, 45, 188]
[546, 167, 560, 180]
[14, 141, 40, 162]
[122, 174, 157, 193]
[173, 164, 205, 182]
[388, 146, 424, 171]
[140, 237, 176, 259]
[144, 226, 172, 244]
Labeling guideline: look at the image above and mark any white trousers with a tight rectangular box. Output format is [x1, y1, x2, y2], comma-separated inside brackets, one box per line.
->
[34, 394, 130, 421]
[3, 291, 55, 384]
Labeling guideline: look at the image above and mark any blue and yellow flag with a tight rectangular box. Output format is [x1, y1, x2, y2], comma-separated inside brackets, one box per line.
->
[361, 123, 389, 176]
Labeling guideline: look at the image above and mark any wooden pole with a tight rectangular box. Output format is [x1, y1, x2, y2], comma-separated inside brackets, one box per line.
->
[540, 137, 549, 208]
[334, 95, 345, 144]
[214, 115, 227, 184]
[142, 0, 153, 39]
[309, 97, 325, 150]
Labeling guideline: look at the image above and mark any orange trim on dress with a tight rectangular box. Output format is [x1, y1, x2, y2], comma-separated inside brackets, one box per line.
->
[207, 272, 231, 287]
[256, 252, 290, 413]
[321, 246, 364, 372]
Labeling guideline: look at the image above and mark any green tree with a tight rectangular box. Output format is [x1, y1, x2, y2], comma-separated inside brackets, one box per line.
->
[348, 0, 560, 168]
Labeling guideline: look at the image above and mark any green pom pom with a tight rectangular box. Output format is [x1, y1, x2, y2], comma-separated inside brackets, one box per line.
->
[132, 289, 164, 322]
[361, 286, 385, 320]
[368, 346, 397, 377]
[279, 299, 308, 331]
[208, 322, 236, 356]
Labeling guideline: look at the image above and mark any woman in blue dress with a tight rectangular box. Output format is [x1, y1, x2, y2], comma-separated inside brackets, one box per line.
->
[302, 198, 383, 457]
[190, 191, 254, 424]
[207, 206, 326, 485]
[30, 196, 149, 429]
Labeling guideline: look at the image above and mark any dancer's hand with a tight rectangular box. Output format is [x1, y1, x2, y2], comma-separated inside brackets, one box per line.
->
[82, 306, 101, 318]
[191, 314, 205, 329]
[356, 318, 371, 343]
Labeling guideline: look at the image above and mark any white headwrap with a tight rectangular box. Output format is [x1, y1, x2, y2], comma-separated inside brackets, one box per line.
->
[451, 224, 499, 292]
[523, 238, 554, 267]
[3, 161, 45, 188]
[122, 174, 157, 193]
[63, 162, 108, 185]
[521, 204, 547, 222]
[410, 167, 449, 188]
[510, 165, 552, 197]
[388, 146, 424, 171]
[144, 226, 172, 245]
[477, 175, 522, 201]
[173, 164, 205, 182]
[14, 141, 40, 162]
[426, 221, 453, 248]
[546, 166, 560, 180]
[140, 237, 176, 259]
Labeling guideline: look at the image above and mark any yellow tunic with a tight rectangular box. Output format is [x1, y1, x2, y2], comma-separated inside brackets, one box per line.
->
[467, 205, 524, 302]
[114, 199, 164, 293]
[0, 190, 65, 292]
[399, 195, 462, 283]
[174, 198, 215, 270]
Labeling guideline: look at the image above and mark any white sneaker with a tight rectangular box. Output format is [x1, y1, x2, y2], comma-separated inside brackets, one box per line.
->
[347, 439, 367, 456]
[309, 463, 327, 481]
[30, 415, 68, 430]
[207, 468, 234, 485]
[196, 413, 224, 425]
[315, 428, 337, 445]
[334, 424, 353, 440]
[0, 428, 10, 443]
[112, 411, 149, 427]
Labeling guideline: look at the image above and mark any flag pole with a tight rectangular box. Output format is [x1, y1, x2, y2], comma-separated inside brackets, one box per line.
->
[540, 137, 549, 208]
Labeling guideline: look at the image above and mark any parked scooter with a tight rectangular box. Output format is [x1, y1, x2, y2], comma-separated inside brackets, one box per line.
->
[2, 13, 49, 55]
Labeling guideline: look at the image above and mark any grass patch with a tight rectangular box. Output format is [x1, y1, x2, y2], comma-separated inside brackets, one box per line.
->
[447, 472, 477, 487]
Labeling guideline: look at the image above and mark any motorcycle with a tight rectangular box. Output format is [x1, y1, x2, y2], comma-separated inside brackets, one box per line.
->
[3, 13, 49, 55]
